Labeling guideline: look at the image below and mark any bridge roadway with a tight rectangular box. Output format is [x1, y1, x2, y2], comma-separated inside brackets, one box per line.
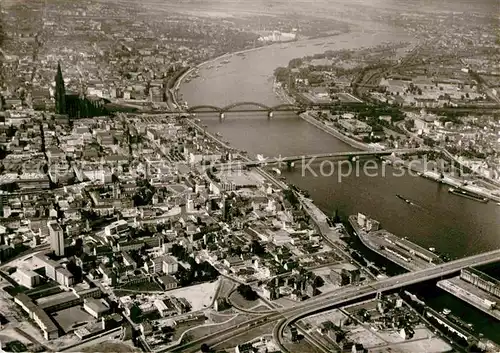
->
[273, 247, 500, 352]
[118, 101, 500, 116]
[211, 148, 428, 169]
[168, 248, 500, 352]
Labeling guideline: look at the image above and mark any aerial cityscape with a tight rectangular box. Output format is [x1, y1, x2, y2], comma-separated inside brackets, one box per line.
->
[0, 0, 499, 352]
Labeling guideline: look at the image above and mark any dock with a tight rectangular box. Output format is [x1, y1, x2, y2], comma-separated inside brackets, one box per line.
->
[437, 277, 500, 321]
[348, 214, 442, 272]
[421, 171, 500, 203]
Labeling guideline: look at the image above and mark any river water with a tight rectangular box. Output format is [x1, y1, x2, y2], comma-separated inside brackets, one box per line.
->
[180, 29, 500, 258]
[180, 27, 500, 341]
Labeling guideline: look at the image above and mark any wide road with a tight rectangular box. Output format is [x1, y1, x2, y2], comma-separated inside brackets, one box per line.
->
[170, 248, 500, 352]
[273, 247, 500, 352]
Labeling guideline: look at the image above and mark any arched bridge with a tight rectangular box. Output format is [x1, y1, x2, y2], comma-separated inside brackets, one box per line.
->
[186, 102, 305, 118]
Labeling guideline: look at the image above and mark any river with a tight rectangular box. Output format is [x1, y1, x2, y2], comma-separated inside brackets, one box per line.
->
[180, 28, 500, 258]
[179, 28, 500, 340]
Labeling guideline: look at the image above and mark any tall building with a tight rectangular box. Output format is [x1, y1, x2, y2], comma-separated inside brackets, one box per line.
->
[48, 220, 64, 256]
[54, 62, 66, 114]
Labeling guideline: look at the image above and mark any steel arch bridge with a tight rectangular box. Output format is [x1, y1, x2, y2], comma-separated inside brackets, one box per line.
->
[186, 101, 305, 117]
[223, 101, 270, 112]
[187, 105, 223, 113]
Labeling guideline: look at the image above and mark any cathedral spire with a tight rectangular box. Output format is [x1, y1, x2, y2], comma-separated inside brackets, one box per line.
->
[55, 61, 66, 114]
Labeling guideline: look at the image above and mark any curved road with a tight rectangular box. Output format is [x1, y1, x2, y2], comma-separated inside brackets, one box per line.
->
[273, 247, 500, 352]
[169, 248, 500, 352]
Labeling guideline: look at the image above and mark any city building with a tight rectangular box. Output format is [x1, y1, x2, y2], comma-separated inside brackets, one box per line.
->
[48, 220, 65, 256]
[83, 298, 110, 318]
[34, 254, 61, 281]
[55, 267, 74, 287]
[17, 268, 41, 288]
[104, 219, 129, 239]
[158, 275, 178, 290]
[14, 293, 59, 340]
[161, 256, 179, 275]
[338, 119, 372, 135]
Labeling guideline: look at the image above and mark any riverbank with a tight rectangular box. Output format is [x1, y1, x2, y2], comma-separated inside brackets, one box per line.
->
[172, 30, 376, 106]
[174, 44, 269, 92]
[299, 112, 370, 151]
[277, 91, 500, 203]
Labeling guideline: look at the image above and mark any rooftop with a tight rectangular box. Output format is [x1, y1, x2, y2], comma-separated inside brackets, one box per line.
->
[84, 298, 110, 314]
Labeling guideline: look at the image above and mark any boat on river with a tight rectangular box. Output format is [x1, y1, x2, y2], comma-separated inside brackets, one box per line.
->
[448, 188, 489, 203]
[396, 194, 411, 204]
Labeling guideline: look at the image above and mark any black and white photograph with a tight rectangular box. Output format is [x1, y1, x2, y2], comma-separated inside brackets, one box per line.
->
[0, 0, 499, 352]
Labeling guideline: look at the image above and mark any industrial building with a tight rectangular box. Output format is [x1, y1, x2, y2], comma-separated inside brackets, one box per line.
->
[461, 267, 500, 298]
[37, 291, 82, 313]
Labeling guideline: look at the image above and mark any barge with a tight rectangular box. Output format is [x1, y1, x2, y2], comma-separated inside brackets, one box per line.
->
[448, 188, 489, 203]
[396, 194, 411, 204]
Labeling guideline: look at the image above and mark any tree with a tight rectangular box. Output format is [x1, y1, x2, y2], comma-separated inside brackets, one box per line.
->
[283, 189, 299, 207]
[201, 343, 211, 352]
[250, 240, 265, 256]
[130, 305, 142, 323]
[313, 275, 324, 288]
[288, 58, 303, 69]
[237, 284, 258, 301]
[274, 67, 290, 83]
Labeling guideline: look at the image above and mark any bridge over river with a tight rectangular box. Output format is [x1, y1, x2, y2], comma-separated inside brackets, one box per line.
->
[168, 248, 500, 353]
[211, 148, 430, 169]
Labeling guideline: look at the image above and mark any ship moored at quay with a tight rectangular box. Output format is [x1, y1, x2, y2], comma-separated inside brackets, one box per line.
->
[448, 187, 489, 203]
[348, 213, 443, 272]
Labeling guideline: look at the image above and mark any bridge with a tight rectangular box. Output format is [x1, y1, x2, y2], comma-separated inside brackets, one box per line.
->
[164, 100, 367, 118]
[273, 247, 500, 352]
[168, 248, 500, 353]
[119, 99, 500, 119]
[185, 102, 307, 118]
[211, 148, 429, 169]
